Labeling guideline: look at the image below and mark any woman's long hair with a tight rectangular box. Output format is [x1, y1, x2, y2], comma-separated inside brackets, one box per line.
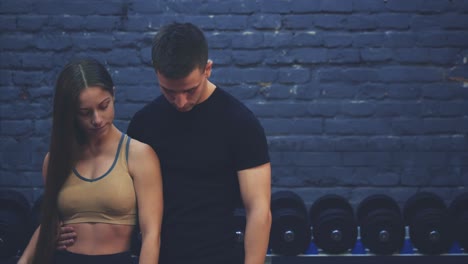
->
[33, 58, 114, 264]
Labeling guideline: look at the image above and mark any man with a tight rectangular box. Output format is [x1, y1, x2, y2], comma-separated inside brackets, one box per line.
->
[59, 22, 272, 264]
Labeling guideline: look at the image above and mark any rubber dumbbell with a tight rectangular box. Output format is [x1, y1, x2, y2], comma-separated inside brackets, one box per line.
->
[309, 194, 357, 254]
[403, 192, 454, 255]
[270, 191, 310, 256]
[232, 207, 246, 254]
[357, 194, 405, 255]
[0, 189, 31, 259]
[449, 192, 468, 251]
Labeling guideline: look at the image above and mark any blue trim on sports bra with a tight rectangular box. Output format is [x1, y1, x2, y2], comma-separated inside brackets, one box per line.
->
[126, 135, 131, 163]
[72, 133, 125, 182]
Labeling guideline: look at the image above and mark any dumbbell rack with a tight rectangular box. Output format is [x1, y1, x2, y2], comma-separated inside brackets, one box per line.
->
[265, 254, 468, 264]
[265, 239, 468, 264]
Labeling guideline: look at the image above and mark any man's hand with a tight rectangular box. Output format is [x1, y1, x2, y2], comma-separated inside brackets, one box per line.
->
[56, 225, 76, 250]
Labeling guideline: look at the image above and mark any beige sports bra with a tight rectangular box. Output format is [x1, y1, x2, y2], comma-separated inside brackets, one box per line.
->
[58, 134, 136, 225]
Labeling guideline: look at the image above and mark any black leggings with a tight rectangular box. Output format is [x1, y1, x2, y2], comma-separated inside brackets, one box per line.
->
[53, 250, 137, 264]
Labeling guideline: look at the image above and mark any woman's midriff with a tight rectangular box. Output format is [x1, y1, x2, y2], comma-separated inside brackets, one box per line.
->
[64, 223, 134, 255]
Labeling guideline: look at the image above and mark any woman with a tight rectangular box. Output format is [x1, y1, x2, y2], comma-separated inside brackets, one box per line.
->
[18, 58, 163, 264]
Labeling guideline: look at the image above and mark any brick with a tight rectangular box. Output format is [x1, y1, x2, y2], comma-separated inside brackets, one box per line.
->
[0, 101, 52, 121]
[213, 68, 276, 84]
[352, 168, 400, 186]
[0, 86, 21, 101]
[392, 119, 425, 135]
[263, 32, 293, 48]
[374, 102, 422, 117]
[421, 102, 468, 117]
[264, 49, 295, 65]
[114, 120, 130, 132]
[231, 32, 263, 48]
[259, 118, 295, 135]
[333, 136, 368, 151]
[106, 49, 141, 66]
[206, 32, 232, 48]
[35, 1, 126, 16]
[355, 84, 388, 100]
[411, 14, 468, 30]
[386, 0, 425, 12]
[259, 0, 292, 13]
[245, 103, 281, 118]
[379, 66, 444, 82]
[423, 118, 468, 134]
[20, 53, 57, 70]
[28, 86, 54, 99]
[114, 103, 145, 120]
[250, 14, 282, 30]
[320, 0, 353, 12]
[306, 101, 341, 117]
[319, 84, 358, 99]
[342, 152, 393, 166]
[360, 48, 392, 62]
[315, 14, 377, 30]
[375, 14, 411, 29]
[0, 16, 16, 31]
[327, 49, 360, 63]
[112, 67, 155, 85]
[258, 84, 292, 100]
[290, 48, 327, 64]
[352, 0, 386, 12]
[222, 86, 258, 100]
[318, 68, 379, 82]
[384, 32, 417, 48]
[352, 33, 386, 48]
[84, 16, 121, 31]
[113, 32, 149, 48]
[0, 120, 33, 136]
[401, 166, 462, 186]
[48, 15, 84, 30]
[0, 0, 33, 14]
[213, 15, 248, 30]
[417, 32, 468, 48]
[12, 71, 51, 85]
[421, 83, 462, 100]
[367, 136, 401, 151]
[325, 119, 391, 135]
[232, 50, 265, 66]
[34, 119, 52, 137]
[0, 35, 35, 50]
[209, 49, 232, 66]
[35, 34, 73, 51]
[290, 0, 321, 13]
[199, 0, 259, 14]
[131, 1, 165, 14]
[322, 33, 353, 48]
[0, 53, 22, 69]
[118, 85, 159, 103]
[289, 118, 322, 134]
[301, 136, 336, 151]
[294, 84, 321, 100]
[385, 84, 421, 100]
[278, 67, 310, 84]
[283, 15, 313, 29]
[340, 102, 375, 117]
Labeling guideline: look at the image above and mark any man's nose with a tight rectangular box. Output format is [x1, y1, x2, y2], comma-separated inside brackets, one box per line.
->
[174, 94, 187, 108]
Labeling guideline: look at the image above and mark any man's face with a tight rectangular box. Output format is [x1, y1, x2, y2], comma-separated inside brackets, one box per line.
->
[157, 62, 212, 112]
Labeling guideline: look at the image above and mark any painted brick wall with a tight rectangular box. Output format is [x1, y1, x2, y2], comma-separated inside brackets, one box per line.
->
[1, 0, 467, 210]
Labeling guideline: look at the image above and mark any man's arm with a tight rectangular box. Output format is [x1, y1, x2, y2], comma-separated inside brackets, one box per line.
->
[238, 162, 272, 264]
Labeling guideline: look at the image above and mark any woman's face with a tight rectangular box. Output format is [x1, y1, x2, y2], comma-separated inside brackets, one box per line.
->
[76, 86, 115, 139]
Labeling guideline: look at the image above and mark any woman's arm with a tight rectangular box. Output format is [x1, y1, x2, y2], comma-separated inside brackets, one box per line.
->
[17, 226, 40, 264]
[128, 140, 163, 264]
[18, 153, 51, 264]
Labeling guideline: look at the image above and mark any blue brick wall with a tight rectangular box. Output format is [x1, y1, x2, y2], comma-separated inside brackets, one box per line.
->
[1, 0, 467, 210]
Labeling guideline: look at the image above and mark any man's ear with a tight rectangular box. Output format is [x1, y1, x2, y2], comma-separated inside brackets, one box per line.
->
[205, 60, 213, 78]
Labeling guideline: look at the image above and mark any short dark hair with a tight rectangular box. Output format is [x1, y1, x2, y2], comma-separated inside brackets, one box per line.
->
[152, 22, 208, 79]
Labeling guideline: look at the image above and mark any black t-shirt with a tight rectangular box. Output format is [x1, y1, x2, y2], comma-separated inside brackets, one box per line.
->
[127, 87, 270, 264]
